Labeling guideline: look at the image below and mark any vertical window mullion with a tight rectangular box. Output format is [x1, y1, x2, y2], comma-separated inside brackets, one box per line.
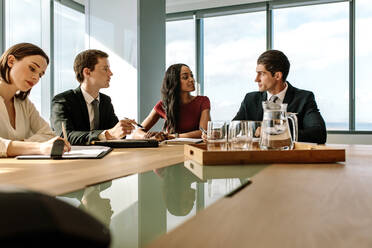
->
[0, 0, 4, 54]
[266, 3, 272, 50]
[349, 0, 355, 131]
[195, 15, 204, 96]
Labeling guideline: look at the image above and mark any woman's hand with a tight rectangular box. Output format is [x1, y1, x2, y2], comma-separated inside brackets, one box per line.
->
[39, 137, 71, 155]
[202, 132, 207, 142]
[145, 131, 168, 141]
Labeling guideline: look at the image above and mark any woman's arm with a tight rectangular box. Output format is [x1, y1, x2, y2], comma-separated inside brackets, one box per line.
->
[6, 137, 70, 157]
[132, 109, 161, 139]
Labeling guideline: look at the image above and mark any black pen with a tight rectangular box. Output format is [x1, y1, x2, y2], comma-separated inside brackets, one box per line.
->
[124, 117, 144, 129]
[199, 127, 207, 134]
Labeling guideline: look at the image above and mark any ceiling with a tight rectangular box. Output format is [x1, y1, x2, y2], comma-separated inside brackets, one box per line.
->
[72, 0, 268, 14]
[165, 0, 267, 13]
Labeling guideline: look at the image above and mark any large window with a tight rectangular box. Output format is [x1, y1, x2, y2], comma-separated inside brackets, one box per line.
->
[5, 0, 46, 117]
[54, 1, 85, 94]
[4, 0, 84, 120]
[166, 1, 372, 133]
[166, 19, 195, 72]
[356, 0, 372, 131]
[204, 12, 266, 120]
[166, 19, 195, 75]
[273, 2, 349, 130]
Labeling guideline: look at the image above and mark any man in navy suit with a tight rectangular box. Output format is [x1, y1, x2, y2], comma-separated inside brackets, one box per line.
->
[233, 50, 327, 144]
[51, 49, 134, 145]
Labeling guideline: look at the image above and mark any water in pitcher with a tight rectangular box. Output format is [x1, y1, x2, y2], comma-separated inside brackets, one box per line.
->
[260, 119, 292, 150]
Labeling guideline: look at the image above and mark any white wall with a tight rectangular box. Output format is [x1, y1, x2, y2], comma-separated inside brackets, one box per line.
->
[327, 134, 372, 145]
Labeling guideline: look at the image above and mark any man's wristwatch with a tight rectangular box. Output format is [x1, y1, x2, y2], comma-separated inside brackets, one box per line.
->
[175, 133, 179, 138]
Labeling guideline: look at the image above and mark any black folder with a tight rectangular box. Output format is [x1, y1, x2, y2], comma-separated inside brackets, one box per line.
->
[91, 139, 159, 148]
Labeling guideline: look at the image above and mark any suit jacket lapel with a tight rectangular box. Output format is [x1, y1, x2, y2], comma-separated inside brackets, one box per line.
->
[283, 81, 295, 105]
[257, 92, 267, 120]
[74, 87, 91, 130]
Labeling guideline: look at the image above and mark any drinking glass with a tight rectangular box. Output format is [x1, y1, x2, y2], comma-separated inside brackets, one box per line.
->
[207, 121, 227, 151]
[247, 121, 262, 150]
[229, 121, 251, 150]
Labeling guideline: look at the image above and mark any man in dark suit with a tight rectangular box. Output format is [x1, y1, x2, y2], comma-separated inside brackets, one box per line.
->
[51, 49, 135, 145]
[233, 50, 327, 144]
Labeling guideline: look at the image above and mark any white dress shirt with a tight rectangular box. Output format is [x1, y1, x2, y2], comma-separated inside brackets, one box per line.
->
[267, 82, 288, 105]
[0, 96, 56, 157]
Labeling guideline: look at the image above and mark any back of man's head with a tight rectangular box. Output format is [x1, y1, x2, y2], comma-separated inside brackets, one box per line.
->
[257, 50, 290, 82]
[74, 49, 108, 83]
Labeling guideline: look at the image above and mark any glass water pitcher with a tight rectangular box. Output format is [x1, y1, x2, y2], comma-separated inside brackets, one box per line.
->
[260, 102, 298, 150]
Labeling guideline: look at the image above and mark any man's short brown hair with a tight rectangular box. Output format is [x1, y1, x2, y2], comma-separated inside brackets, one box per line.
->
[257, 50, 290, 82]
[73, 49, 108, 83]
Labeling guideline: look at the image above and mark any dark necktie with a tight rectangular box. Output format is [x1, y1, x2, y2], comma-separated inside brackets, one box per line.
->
[269, 95, 279, 103]
[91, 99, 100, 130]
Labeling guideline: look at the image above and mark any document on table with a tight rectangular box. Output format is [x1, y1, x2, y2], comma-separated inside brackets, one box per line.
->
[16, 146, 112, 160]
[161, 138, 203, 145]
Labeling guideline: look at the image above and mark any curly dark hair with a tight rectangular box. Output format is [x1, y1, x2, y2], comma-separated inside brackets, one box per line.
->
[161, 63, 188, 133]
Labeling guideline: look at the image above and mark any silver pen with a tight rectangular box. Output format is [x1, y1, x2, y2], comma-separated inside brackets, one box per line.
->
[199, 127, 207, 134]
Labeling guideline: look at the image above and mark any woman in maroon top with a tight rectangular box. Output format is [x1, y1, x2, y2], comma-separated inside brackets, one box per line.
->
[134, 64, 211, 141]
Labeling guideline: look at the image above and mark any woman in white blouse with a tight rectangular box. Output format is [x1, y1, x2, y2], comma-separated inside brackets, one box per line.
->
[0, 43, 70, 157]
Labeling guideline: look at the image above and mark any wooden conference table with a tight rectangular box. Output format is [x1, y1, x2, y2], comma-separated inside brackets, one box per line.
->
[0, 145, 185, 195]
[1, 144, 372, 248]
[149, 144, 372, 248]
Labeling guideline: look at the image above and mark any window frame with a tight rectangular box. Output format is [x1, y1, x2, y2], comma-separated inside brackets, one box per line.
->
[0, 0, 84, 119]
[166, 0, 367, 134]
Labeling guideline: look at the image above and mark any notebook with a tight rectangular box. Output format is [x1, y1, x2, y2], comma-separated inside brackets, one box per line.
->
[16, 146, 112, 160]
[91, 139, 159, 148]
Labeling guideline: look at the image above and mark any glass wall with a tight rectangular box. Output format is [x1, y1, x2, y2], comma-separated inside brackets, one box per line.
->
[4, 0, 85, 120]
[356, 0, 372, 130]
[5, 0, 45, 116]
[273, 2, 349, 130]
[54, 1, 85, 94]
[204, 12, 266, 120]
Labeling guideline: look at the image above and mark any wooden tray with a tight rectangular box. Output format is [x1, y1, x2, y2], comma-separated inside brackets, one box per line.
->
[184, 142, 345, 165]
[184, 160, 268, 180]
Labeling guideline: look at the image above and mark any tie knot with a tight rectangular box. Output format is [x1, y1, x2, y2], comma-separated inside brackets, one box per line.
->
[269, 95, 279, 103]
[91, 99, 99, 106]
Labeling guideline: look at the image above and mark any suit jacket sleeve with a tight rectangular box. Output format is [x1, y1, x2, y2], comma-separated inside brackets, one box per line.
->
[233, 95, 248, 120]
[51, 96, 104, 145]
[297, 92, 327, 144]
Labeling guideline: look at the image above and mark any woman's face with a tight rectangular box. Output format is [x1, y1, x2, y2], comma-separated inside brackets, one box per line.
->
[179, 66, 195, 93]
[7, 55, 48, 92]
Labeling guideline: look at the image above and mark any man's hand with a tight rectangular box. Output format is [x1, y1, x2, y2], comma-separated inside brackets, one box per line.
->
[106, 119, 135, 140]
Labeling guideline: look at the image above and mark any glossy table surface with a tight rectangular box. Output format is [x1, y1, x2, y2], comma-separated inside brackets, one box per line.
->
[149, 144, 372, 248]
[59, 161, 267, 248]
[3, 143, 371, 248]
[0, 145, 185, 195]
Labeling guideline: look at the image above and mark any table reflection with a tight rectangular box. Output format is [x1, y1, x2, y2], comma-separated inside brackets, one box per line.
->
[59, 162, 268, 248]
[155, 165, 201, 216]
